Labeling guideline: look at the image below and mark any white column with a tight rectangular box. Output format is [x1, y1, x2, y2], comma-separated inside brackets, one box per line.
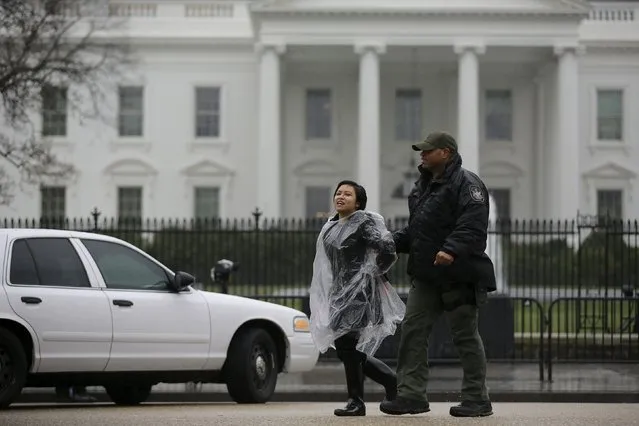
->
[355, 43, 385, 213]
[454, 44, 485, 175]
[256, 43, 285, 219]
[533, 75, 546, 219]
[554, 45, 582, 220]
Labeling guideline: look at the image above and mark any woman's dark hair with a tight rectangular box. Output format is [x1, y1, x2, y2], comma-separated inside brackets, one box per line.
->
[334, 180, 367, 210]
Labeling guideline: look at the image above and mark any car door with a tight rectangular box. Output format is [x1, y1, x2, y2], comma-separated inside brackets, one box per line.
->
[2, 236, 113, 373]
[77, 238, 211, 372]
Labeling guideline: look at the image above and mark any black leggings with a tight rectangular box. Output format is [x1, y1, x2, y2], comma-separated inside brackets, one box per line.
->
[334, 331, 397, 400]
[334, 332, 367, 364]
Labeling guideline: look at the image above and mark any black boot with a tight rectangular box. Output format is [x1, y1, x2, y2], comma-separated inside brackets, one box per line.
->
[362, 356, 397, 401]
[449, 400, 493, 417]
[380, 396, 430, 416]
[334, 355, 366, 417]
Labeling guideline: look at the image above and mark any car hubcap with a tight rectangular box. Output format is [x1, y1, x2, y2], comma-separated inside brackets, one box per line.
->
[255, 355, 266, 380]
[0, 345, 13, 392]
[252, 345, 271, 389]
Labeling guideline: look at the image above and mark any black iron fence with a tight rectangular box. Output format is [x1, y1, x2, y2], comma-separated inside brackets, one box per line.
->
[2, 212, 638, 377]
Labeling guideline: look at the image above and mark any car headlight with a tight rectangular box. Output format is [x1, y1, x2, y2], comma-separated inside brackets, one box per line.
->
[293, 316, 310, 333]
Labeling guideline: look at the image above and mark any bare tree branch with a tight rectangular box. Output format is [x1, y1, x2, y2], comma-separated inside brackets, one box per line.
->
[0, 0, 134, 206]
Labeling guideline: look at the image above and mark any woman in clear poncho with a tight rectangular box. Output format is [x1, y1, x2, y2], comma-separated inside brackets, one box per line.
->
[309, 180, 406, 417]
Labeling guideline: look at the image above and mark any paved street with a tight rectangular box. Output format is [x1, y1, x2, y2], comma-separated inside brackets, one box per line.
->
[17, 363, 639, 405]
[2, 402, 638, 426]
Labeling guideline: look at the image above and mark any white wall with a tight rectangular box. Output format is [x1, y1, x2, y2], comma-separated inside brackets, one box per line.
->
[478, 64, 537, 220]
[1, 46, 639, 221]
[282, 61, 359, 219]
[0, 46, 260, 221]
[281, 55, 542, 220]
[578, 50, 639, 220]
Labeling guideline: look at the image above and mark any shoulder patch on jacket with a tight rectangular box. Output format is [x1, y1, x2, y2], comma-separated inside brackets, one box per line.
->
[468, 185, 486, 203]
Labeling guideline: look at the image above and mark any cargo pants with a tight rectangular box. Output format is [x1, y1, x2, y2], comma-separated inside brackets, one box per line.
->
[395, 279, 490, 403]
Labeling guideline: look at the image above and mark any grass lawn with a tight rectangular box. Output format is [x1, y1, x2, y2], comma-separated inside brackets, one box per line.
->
[510, 299, 637, 334]
[203, 283, 638, 335]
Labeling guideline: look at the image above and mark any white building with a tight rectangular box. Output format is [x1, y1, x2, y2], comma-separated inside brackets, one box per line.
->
[2, 0, 639, 222]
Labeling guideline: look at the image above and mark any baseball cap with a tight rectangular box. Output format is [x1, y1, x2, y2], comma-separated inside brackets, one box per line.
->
[412, 131, 458, 152]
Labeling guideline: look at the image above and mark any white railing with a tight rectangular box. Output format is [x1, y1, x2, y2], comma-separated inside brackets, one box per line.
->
[588, 3, 637, 22]
[106, 2, 236, 18]
[108, 3, 157, 17]
[41, 1, 82, 17]
[185, 4, 234, 18]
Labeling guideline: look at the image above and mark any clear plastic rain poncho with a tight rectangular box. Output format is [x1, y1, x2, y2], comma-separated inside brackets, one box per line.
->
[309, 210, 406, 356]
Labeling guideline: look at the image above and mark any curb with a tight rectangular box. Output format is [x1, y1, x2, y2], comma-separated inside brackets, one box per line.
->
[16, 391, 639, 404]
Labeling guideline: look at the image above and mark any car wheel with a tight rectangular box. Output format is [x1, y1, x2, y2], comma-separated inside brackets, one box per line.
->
[0, 327, 28, 410]
[104, 384, 152, 405]
[225, 327, 278, 404]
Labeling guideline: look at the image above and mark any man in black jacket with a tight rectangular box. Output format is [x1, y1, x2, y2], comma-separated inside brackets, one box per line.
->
[380, 131, 496, 418]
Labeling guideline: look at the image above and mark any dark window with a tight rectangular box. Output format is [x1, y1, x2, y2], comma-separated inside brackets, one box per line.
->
[82, 239, 170, 291]
[118, 86, 144, 137]
[305, 89, 332, 140]
[597, 189, 623, 221]
[194, 186, 220, 219]
[395, 89, 422, 141]
[117, 186, 142, 228]
[9, 240, 39, 285]
[9, 238, 90, 287]
[489, 188, 512, 219]
[41, 85, 68, 137]
[195, 87, 221, 137]
[596, 89, 623, 141]
[305, 186, 331, 219]
[40, 186, 66, 224]
[485, 89, 513, 141]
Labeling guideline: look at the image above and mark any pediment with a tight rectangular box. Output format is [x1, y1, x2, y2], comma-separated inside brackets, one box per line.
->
[180, 159, 235, 177]
[582, 162, 636, 179]
[293, 159, 342, 176]
[103, 158, 157, 176]
[252, 0, 590, 15]
[480, 161, 524, 178]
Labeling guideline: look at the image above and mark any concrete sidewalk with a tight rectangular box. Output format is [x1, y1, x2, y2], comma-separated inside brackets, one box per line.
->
[17, 362, 639, 404]
[5, 403, 639, 426]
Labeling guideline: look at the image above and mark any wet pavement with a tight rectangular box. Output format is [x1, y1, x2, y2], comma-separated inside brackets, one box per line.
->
[2, 402, 638, 426]
[18, 362, 639, 404]
[270, 361, 639, 393]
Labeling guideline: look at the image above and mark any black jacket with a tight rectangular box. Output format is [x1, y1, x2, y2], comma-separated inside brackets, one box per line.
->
[323, 211, 397, 330]
[394, 154, 497, 292]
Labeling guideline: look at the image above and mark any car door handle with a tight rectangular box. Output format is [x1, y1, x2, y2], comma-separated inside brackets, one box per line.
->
[21, 297, 42, 305]
[113, 299, 133, 307]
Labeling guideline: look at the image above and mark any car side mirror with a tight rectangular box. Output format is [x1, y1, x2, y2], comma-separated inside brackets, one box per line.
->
[170, 271, 196, 292]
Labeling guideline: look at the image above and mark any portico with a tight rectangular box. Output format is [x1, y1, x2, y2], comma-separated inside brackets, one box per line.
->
[251, 0, 590, 220]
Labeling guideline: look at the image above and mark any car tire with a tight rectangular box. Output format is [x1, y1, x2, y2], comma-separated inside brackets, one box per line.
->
[0, 327, 28, 410]
[104, 384, 152, 406]
[225, 327, 278, 404]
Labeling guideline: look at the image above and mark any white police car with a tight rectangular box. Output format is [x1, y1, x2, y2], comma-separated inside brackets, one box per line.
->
[0, 229, 318, 408]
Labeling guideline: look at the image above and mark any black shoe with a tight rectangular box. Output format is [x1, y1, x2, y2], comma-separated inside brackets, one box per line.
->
[449, 400, 493, 417]
[335, 352, 366, 416]
[379, 396, 430, 415]
[55, 386, 97, 403]
[69, 387, 97, 403]
[334, 398, 366, 416]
